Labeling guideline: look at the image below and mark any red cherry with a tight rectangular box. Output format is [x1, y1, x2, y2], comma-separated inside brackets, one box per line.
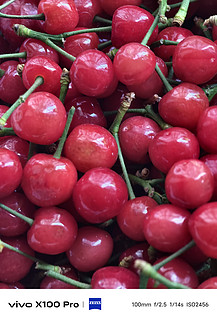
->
[200, 154, 217, 201]
[99, 0, 142, 16]
[0, 136, 29, 168]
[181, 243, 208, 268]
[72, 167, 128, 224]
[11, 92, 67, 145]
[172, 36, 217, 84]
[67, 226, 113, 272]
[198, 277, 217, 289]
[91, 266, 139, 289]
[0, 105, 12, 128]
[74, 0, 103, 27]
[0, 283, 10, 289]
[143, 204, 192, 253]
[64, 81, 80, 105]
[38, 0, 79, 34]
[21, 153, 78, 207]
[188, 202, 217, 259]
[27, 206, 78, 255]
[165, 159, 214, 209]
[0, 148, 23, 199]
[40, 267, 79, 289]
[113, 42, 156, 86]
[148, 127, 200, 174]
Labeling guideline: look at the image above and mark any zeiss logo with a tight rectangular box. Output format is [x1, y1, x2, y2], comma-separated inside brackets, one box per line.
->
[89, 298, 102, 310]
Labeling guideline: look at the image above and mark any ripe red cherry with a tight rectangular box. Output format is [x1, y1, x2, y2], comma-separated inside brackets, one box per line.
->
[63, 124, 118, 172]
[158, 83, 209, 132]
[67, 226, 113, 272]
[165, 159, 214, 209]
[0, 136, 29, 168]
[0, 148, 23, 199]
[147, 257, 199, 289]
[21, 153, 77, 207]
[172, 36, 217, 84]
[99, 0, 142, 16]
[40, 266, 79, 289]
[143, 204, 192, 253]
[200, 154, 217, 201]
[38, 0, 79, 34]
[72, 167, 128, 224]
[74, 0, 103, 27]
[111, 5, 158, 48]
[64, 81, 80, 105]
[117, 196, 158, 241]
[197, 106, 217, 154]
[70, 49, 116, 97]
[27, 206, 78, 255]
[148, 127, 200, 174]
[198, 277, 217, 289]
[113, 42, 156, 86]
[91, 266, 140, 289]
[188, 202, 217, 259]
[119, 116, 161, 164]
[11, 92, 67, 145]
[0, 235, 35, 283]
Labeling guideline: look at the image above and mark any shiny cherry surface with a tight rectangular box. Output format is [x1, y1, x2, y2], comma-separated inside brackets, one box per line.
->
[200, 154, 217, 201]
[198, 277, 217, 289]
[0, 136, 29, 168]
[74, 0, 102, 27]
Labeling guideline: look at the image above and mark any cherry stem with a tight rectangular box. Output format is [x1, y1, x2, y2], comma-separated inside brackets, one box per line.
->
[158, 0, 168, 24]
[155, 63, 173, 91]
[0, 51, 27, 60]
[98, 39, 112, 50]
[28, 142, 36, 160]
[172, 0, 191, 26]
[135, 259, 190, 289]
[0, 203, 34, 225]
[93, 15, 112, 25]
[53, 107, 75, 159]
[203, 83, 217, 102]
[109, 92, 136, 200]
[158, 18, 173, 30]
[59, 68, 70, 104]
[194, 17, 213, 40]
[0, 0, 17, 10]
[0, 68, 5, 78]
[144, 104, 172, 129]
[0, 12, 45, 20]
[151, 39, 179, 49]
[0, 76, 44, 128]
[0, 127, 16, 136]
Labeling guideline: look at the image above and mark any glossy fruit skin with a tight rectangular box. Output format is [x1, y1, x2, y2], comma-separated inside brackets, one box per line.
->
[99, 0, 142, 16]
[11, 92, 67, 145]
[117, 196, 158, 241]
[0, 136, 29, 168]
[70, 49, 115, 97]
[153, 27, 193, 61]
[91, 266, 140, 289]
[72, 167, 128, 224]
[22, 56, 62, 95]
[64, 124, 118, 173]
[0, 61, 26, 105]
[147, 257, 199, 289]
[0, 192, 36, 237]
[119, 116, 161, 164]
[113, 42, 156, 86]
[200, 154, 217, 201]
[21, 153, 78, 207]
[74, 0, 102, 27]
[143, 204, 192, 253]
[165, 159, 214, 209]
[67, 226, 113, 272]
[148, 127, 200, 174]
[27, 207, 78, 255]
[172, 36, 217, 85]
[158, 83, 209, 132]
[38, 0, 79, 34]
[188, 202, 217, 259]
[40, 267, 79, 289]
[0, 148, 23, 199]
[198, 277, 217, 289]
[0, 236, 35, 283]
[197, 106, 217, 154]
[111, 5, 158, 48]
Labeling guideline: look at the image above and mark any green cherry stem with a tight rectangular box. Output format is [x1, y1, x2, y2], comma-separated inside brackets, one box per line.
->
[93, 15, 112, 25]
[203, 84, 217, 102]
[59, 68, 70, 104]
[27, 142, 36, 160]
[155, 63, 173, 91]
[0, 51, 27, 60]
[98, 39, 112, 50]
[0, 12, 45, 20]
[0, 203, 34, 225]
[0, 68, 5, 78]
[158, 18, 173, 30]
[151, 39, 179, 49]
[159, 0, 168, 24]
[144, 104, 172, 129]
[141, 2, 162, 46]
[0, 127, 16, 137]
[172, 0, 191, 26]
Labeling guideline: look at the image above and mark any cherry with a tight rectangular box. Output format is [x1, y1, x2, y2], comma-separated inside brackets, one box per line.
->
[119, 116, 161, 165]
[181, 243, 208, 268]
[70, 49, 116, 97]
[148, 127, 200, 174]
[165, 159, 214, 209]
[74, 0, 103, 28]
[147, 257, 199, 289]
[188, 202, 217, 259]
[111, 5, 158, 48]
[40, 266, 79, 289]
[72, 167, 128, 224]
[0, 105, 12, 128]
[0, 283, 10, 289]
[64, 81, 80, 105]
[99, 0, 142, 17]
[200, 154, 217, 201]
[197, 106, 217, 154]
[91, 266, 140, 289]
[197, 277, 217, 289]
[38, 0, 79, 34]
[143, 204, 192, 253]
[153, 27, 193, 62]
[0, 192, 36, 237]
[11, 92, 67, 145]
[113, 42, 156, 86]
[59, 196, 88, 224]
[0, 136, 29, 168]
[158, 83, 209, 132]
[27, 206, 78, 255]
[21, 153, 77, 207]
[172, 36, 217, 85]
[67, 226, 113, 272]
[0, 282, 25, 289]
[63, 124, 118, 172]
[0, 148, 23, 199]
[0, 235, 35, 283]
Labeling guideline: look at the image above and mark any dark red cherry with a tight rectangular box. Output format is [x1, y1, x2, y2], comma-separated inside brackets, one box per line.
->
[91, 266, 140, 289]
[40, 266, 79, 289]
[27, 206, 78, 255]
[74, 0, 103, 27]
[0, 283, 10, 289]
[165, 159, 214, 209]
[72, 167, 128, 224]
[198, 277, 217, 289]
[181, 243, 208, 268]
[0, 136, 29, 168]
[200, 154, 217, 201]
[99, 0, 142, 16]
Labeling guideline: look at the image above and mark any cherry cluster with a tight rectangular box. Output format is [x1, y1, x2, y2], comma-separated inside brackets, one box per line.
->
[0, 0, 217, 290]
